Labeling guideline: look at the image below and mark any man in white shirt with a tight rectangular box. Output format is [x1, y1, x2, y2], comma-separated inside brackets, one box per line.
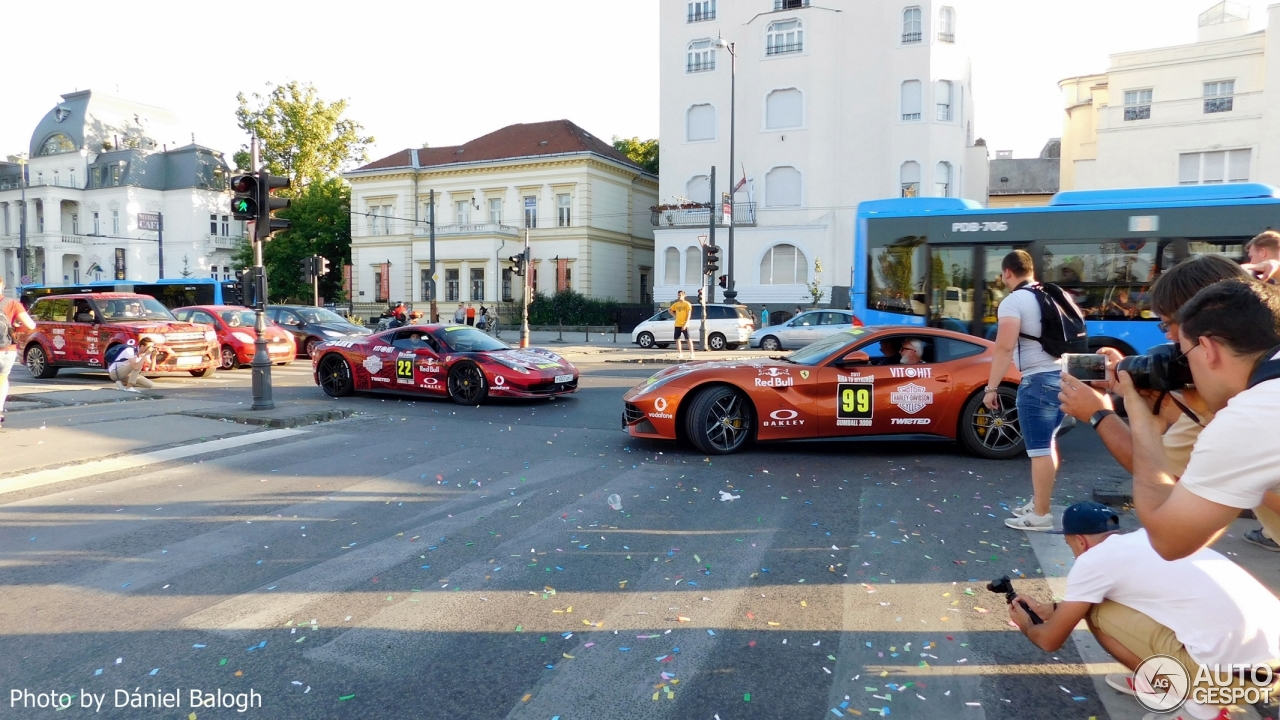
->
[985, 250, 1066, 531]
[1010, 502, 1280, 720]
[1119, 279, 1280, 561]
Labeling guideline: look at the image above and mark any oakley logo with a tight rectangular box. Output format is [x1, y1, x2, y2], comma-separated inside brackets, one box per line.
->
[770, 410, 799, 421]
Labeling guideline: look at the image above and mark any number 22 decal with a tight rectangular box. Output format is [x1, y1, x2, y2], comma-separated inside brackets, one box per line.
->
[396, 359, 414, 378]
[837, 383, 873, 420]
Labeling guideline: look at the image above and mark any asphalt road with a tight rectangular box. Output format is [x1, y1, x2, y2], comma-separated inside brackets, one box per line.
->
[0, 358, 1193, 720]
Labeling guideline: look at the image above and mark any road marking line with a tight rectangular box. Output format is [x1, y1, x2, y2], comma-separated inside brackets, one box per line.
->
[0, 428, 306, 496]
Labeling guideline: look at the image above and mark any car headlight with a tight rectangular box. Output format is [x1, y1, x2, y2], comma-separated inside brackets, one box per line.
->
[322, 330, 344, 337]
[140, 333, 166, 345]
[492, 356, 531, 374]
[204, 330, 218, 342]
[231, 331, 255, 343]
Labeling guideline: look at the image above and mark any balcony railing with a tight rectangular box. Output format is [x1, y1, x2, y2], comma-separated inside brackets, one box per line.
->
[766, 42, 803, 56]
[413, 222, 522, 238]
[774, 0, 808, 8]
[937, 31, 954, 42]
[687, 8, 715, 21]
[651, 202, 757, 228]
[688, 58, 716, 73]
[0, 177, 81, 191]
[1123, 105, 1151, 121]
[1204, 97, 1234, 114]
[208, 234, 244, 248]
[902, 31, 922, 43]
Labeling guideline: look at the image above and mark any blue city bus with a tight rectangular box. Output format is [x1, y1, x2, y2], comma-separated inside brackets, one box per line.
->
[853, 183, 1280, 355]
[19, 278, 242, 310]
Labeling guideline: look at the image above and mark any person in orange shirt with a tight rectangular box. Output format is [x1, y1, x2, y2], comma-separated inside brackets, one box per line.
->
[465, 303, 476, 326]
[670, 290, 694, 360]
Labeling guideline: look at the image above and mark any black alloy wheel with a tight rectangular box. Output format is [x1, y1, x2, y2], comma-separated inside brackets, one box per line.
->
[958, 386, 1024, 460]
[448, 361, 487, 406]
[318, 354, 354, 397]
[685, 385, 753, 455]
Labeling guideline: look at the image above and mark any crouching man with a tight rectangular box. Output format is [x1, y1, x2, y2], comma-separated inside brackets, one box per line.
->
[1009, 502, 1280, 720]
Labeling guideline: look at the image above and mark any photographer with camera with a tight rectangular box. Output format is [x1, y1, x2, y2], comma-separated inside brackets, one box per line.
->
[1007, 502, 1280, 720]
[1120, 279, 1280, 561]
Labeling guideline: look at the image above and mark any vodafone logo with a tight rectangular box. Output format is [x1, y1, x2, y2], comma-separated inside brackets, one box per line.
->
[770, 409, 798, 421]
[494, 376, 505, 386]
[654, 397, 669, 412]
[762, 408, 804, 427]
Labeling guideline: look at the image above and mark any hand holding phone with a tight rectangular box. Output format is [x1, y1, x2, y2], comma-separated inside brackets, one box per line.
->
[1062, 353, 1107, 382]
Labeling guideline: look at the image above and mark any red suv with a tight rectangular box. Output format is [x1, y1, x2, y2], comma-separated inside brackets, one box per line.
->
[17, 293, 220, 378]
[173, 305, 296, 370]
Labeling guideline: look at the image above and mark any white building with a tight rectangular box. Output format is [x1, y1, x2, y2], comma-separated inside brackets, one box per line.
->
[1060, 2, 1280, 191]
[657, 0, 986, 308]
[344, 120, 657, 314]
[0, 91, 243, 293]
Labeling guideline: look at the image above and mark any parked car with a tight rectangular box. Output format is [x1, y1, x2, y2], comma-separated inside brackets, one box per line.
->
[631, 303, 754, 351]
[267, 305, 371, 358]
[750, 309, 863, 351]
[16, 293, 220, 378]
[173, 305, 297, 370]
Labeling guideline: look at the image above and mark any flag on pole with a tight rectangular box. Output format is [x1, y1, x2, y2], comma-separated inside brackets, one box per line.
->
[733, 164, 747, 194]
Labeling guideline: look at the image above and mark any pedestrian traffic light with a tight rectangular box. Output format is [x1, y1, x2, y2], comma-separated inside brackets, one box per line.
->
[317, 256, 331, 276]
[300, 257, 316, 283]
[255, 173, 292, 241]
[230, 175, 259, 221]
[703, 245, 721, 275]
[717, 274, 728, 289]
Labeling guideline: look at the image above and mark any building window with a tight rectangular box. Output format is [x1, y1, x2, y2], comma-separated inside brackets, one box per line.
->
[901, 80, 923, 121]
[773, 0, 808, 8]
[373, 270, 385, 302]
[556, 261, 572, 293]
[489, 197, 502, 224]
[937, 6, 955, 42]
[766, 88, 804, 129]
[73, 260, 80, 284]
[210, 214, 218, 235]
[686, 175, 710, 204]
[368, 204, 393, 235]
[470, 267, 484, 300]
[37, 206, 43, 233]
[71, 213, 78, 235]
[935, 80, 953, 121]
[664, 247, 681, 286]
[221, 215, 230, 237]
[502, 268, 513, 301]
[759, 243, 808, 285]
[686, 104, 717, 141]
[935, 162, 952, 197]
[445, 269, 460, 302]
[2, 205, 8, 236]
[69, 169, 76, 188]
[557, 194, 571, 227]
[902, 7, 923, 43]
[1124, 89, 1152, 121]
[523, 196, 537, 228]
[765, 166, 802, 207]
[901, 161, 921, 197]
[685, 247, 702, 285]
[93, 212, 100, 235]
[688, 0, 715, 22]
[1204, 80, 1234, 114]
[38, 133, 76, 156]
[211, 265, 219, 280]
[111, 210, 119, 235]
[456, 200, 470, 226]
[766, 19, 803, 55]
[687, 39, 715, 72]
[532, 267, 539, 294]
[1179, 149, 1250, 185]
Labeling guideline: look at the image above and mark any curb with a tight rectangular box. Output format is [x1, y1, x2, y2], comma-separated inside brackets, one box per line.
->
[177, 408, 358, 429]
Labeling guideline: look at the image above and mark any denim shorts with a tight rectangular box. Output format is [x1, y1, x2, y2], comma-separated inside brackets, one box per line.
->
[1017, 370, 1065, 458]
[0, 349, 16, 376]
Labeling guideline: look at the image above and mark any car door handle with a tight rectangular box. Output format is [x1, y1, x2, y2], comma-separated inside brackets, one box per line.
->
[936, 375, 951, 383]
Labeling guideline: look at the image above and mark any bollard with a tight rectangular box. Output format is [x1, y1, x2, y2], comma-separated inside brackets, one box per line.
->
[558, 321, 563, 343]
[613, 324, 617, 343]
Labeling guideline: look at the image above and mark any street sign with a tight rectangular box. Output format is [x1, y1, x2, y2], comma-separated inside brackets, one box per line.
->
[138, 213, 161, 231]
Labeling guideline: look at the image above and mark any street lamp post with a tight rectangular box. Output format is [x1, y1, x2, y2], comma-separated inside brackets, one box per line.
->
[715, 37, 738, 304]
[16, 154, 28, 286]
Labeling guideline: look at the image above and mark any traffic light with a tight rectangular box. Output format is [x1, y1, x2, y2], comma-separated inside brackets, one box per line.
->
[717, 274, 728, 289]
[703, 245, 721, 275]
[230, 175, 259, 221]
[697, 287, 704, 303]
[232, 270, 246, 305]
[300, 257, 316, 283]
[255, 174, 292, 241]
[508, 254, 525, 276]
[240, 267, 263, 309]
[317, 256, 331, 276]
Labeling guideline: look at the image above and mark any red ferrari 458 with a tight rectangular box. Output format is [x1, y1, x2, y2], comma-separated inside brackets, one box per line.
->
[312, 324, 579, 405]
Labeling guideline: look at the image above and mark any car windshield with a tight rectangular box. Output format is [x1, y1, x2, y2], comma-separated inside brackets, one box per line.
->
[296, 308, 348, 324]
[220, 310, 257, 327]
[438, 327, 509, 352]
[95, 297, 176, 322]
[783, 329, 866, 366]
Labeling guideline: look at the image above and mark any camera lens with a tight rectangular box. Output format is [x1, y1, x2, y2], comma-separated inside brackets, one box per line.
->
[1117, 354, 1153, 390]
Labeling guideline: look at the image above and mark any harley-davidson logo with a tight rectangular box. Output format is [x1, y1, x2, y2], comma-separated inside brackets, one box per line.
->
[51, 335, 65, 350]
[362, 355, 383, 374]
[890, 382, 934, 415]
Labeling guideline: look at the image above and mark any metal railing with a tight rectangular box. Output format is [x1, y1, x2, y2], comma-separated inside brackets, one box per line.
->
[1204, 97, 1234, 114]
[766, 42, 803, 56]
[687, 8, 715, 21]
[0, 177, 81, 190]
[412, 222, 522, 237]
[937, 31, 954, 42]
[687, 58, 716, 72]
[774, 0, 808, 8]
[1123, 105, 1151, 121]
[902, 31, 922, 43]
[651, 202, 757, 228]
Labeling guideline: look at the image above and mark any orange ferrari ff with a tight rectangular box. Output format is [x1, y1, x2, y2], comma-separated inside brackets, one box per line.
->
[622, 326, 1027, 458]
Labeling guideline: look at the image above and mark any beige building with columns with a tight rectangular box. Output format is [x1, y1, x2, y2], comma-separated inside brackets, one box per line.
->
[344, 120, 657, 314]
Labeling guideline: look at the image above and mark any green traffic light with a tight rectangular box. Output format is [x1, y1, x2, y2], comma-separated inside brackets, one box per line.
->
[233, 200, 250, 213]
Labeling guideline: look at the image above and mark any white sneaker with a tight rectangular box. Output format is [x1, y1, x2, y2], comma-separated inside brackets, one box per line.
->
[123, 386, 141, 394]
[1105, 672, 1141, 696]
[1005, 513, 1054, 532]
[1011, 501, 1035, 517]
[114, 381, 127, 391]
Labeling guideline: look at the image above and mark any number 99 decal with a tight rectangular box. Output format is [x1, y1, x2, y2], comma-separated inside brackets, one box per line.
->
[837, 383, 873, 420]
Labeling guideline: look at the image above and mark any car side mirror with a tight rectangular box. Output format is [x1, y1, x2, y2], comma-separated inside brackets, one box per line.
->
[839, 350, 871, 366]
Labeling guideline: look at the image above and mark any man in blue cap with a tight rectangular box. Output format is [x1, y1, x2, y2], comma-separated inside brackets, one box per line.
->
[1007, 502, 1280, 720]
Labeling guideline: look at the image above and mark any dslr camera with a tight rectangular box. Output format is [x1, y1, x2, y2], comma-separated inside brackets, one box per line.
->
[1116, 343, 1194, 392]
[987, 576, 1043, 625]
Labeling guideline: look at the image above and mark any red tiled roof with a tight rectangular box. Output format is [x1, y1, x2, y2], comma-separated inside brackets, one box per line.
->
[354, 120, 643, 173]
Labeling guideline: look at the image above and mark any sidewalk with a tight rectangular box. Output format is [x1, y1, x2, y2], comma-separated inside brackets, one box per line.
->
[518, 330, 776, 364]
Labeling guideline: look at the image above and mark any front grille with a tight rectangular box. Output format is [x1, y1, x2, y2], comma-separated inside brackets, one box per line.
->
[624, 402, 645, 425]
[167, 341, 209, 356]
[524, 379, 578, 395]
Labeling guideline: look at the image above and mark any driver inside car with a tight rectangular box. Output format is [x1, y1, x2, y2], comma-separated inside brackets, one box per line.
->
[900, 338, 926, 365]
[871, 338, 902, 366]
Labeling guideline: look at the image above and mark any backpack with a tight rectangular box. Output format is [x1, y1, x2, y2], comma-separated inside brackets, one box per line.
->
[104, 343, 131, 367]
[0, 299, 13, 348]
[1248, 346, 1280, 389]
[1014, 282, 1088, 357]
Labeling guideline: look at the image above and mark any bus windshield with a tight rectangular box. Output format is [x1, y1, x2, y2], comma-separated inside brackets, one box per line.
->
[94, 297, 177, 322]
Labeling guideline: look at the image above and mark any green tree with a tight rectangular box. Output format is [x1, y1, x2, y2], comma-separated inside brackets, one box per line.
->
[233, 81, 374, 189]
[612, 136, 659, 175]
[231, 178, 351, 303]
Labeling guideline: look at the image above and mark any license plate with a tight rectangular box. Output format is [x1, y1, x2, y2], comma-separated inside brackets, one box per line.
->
[175, 355, 201, 367]
[554, 374, 573, 384]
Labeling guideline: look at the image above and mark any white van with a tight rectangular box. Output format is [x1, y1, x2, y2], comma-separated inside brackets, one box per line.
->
[632, 304, 754, 351]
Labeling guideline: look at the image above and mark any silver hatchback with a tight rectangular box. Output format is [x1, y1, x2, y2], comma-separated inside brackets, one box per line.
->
[750, 310, 862, 351]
